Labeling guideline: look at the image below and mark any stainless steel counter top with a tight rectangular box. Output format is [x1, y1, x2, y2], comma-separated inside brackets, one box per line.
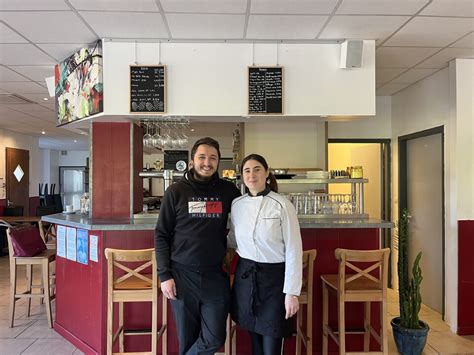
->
[43, 212, 393, 231]
[42, 213, 158, 231]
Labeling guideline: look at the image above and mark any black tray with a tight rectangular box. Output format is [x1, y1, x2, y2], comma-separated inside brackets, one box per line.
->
[274, 174, 296, 179]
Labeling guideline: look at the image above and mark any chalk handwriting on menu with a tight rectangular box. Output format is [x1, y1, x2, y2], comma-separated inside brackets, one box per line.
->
[248, 67, 283, 114]
[130, 65, 166, 113]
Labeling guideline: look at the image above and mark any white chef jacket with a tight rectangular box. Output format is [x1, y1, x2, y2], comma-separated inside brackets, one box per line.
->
[228, 190, 303, 296]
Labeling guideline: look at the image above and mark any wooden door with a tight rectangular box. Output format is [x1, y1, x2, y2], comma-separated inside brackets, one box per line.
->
[6, 148, 29, 216]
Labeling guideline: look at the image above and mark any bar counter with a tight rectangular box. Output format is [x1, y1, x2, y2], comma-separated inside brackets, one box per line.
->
[43, 212, 392, 230]
[43, 212, 393, 354]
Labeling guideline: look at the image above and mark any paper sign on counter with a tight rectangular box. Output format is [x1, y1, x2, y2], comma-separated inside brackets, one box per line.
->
[66, 227, 77, 261]
[56, 225, 66, 258]
[90, 235, 99, 262]
[76, 229, 88, 265]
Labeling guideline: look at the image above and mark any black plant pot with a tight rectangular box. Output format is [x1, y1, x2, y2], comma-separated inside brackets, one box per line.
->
[391, 317, 430, 355]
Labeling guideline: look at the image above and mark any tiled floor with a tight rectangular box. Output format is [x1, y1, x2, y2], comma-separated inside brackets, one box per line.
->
[0, 256, 472, 354]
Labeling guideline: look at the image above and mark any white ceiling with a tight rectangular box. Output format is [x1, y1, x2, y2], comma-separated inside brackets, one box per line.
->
[0, 0, 472, 148]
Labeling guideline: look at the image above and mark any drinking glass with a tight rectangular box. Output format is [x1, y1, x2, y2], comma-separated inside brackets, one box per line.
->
[143, 122, 152, 148]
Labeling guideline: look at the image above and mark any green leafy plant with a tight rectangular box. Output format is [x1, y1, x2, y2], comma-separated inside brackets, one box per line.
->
[397, 208, 424, 329]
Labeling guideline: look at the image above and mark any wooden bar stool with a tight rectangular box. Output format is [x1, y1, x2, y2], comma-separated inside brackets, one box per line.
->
[296, 249, 317, 355]
[105, 248, 167, 355]
[6, 225, 56, 328]
[321, 248, 390, 355]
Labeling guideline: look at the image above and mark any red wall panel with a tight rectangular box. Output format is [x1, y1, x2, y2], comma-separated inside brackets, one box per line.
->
[458, 220, 474, 335]
[92, 122, 131, 218]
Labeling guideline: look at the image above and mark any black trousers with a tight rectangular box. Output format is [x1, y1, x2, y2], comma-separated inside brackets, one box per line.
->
[170, 265, 230, 355]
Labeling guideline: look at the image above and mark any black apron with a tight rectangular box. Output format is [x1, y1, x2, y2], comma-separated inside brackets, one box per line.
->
[231, 257, 293, 338]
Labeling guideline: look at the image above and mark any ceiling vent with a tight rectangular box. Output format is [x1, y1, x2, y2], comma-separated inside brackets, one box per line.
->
[0, 93, 36, 104]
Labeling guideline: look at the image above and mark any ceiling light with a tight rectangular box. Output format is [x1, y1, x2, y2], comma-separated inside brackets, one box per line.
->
[190, 128, 195, 132]
[41, 130, 46, 135]
[43, 97, 49, 101]
[74, 140, 77, 143]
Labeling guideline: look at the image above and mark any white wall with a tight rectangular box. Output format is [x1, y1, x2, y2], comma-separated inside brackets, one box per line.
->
[103, 41, 375, 117]
[244, 119, 326, 169]
[452, 59, 474, 220]
[58, 150, 89, 167]
[328, 96, 392, 139]
[50, 150, 59, 188]
[0, 129, 41, 198]
[392, 68, 464, 332]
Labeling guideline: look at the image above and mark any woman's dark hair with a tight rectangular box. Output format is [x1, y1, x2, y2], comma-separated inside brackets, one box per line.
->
[241, 154, 278, 193]
[191, 137, 221, 160]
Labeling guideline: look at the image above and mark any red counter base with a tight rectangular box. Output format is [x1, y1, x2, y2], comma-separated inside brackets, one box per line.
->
[54, 227, 381, 354]
[54, 228, 177, 354]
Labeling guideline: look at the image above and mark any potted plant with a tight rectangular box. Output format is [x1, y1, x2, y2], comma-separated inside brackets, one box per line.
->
[391, 209, 430, 355]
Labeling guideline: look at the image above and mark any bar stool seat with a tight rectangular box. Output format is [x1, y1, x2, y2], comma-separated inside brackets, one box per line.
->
[321, 248, 390, 355]
[105, 248, 167, 355]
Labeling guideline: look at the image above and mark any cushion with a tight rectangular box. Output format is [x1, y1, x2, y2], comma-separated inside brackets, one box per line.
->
[9, 226, 47, 257]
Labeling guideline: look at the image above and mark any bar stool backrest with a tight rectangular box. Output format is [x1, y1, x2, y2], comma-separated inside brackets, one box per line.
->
[302, 249, 317, 299]
[104, 248, 156, 291]
[335, 248, 390, 295]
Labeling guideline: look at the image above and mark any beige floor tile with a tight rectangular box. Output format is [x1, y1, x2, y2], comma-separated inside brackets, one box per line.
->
[16, 320, 62, 339]
[0, 305, 31, 320]
[422, 314, 451, 332]
[423, 343, 440, 354]
[0, 319, 35, 339]
[428, 331, 474, 353]
[21, 338, 76, 355]
[387, 301, 400, 316]
[0, 338, 35, 355]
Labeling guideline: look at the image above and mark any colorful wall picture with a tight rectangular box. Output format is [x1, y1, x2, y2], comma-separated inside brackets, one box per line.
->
[55, 40, 103, 125]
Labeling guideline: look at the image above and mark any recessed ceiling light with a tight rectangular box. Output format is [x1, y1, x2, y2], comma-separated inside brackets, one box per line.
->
[41, 130, 46, 135]
[74, 140, 77, 143]
[43, 97, 48, 101]
[190, 128, 195, 132]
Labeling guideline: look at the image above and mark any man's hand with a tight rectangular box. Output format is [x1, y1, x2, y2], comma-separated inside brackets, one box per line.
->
[161, 279, 177, 300]
[284, 294, 299, 319]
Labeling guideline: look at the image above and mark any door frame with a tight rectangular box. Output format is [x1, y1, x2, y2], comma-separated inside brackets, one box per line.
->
[398, 125, 445, 318]
[328, 138, 392, 284]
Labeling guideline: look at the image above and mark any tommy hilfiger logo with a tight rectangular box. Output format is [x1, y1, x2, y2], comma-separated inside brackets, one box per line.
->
[188, 197, 223, 218]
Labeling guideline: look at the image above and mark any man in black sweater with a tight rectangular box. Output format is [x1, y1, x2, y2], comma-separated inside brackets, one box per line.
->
[155, 137, 240, 355]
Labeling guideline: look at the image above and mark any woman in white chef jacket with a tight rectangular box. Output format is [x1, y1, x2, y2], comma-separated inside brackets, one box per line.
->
[228, 154, 303, 355]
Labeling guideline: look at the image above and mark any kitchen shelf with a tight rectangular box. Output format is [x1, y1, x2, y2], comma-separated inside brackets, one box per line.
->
[276, 178, 368, 184]
[276, 176, 368, 218]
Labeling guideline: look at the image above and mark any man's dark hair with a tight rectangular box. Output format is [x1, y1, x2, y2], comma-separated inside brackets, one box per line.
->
[190, 137, 221, 160]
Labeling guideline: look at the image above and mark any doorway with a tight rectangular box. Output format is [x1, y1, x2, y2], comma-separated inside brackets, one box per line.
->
[328, 139, 392, 282]
[399, 126, 444, 316]
[5, 148, 29, 216]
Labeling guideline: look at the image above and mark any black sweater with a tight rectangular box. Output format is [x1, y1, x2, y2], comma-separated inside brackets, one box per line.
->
[155, 170, 240, 282]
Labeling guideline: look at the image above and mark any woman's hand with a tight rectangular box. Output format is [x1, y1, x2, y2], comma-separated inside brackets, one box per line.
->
[285, 294, 299, 319]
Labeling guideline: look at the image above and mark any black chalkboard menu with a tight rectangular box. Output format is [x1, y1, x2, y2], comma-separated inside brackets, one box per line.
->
[130, 65, 166, 113]
[248, 66, 283, 114]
